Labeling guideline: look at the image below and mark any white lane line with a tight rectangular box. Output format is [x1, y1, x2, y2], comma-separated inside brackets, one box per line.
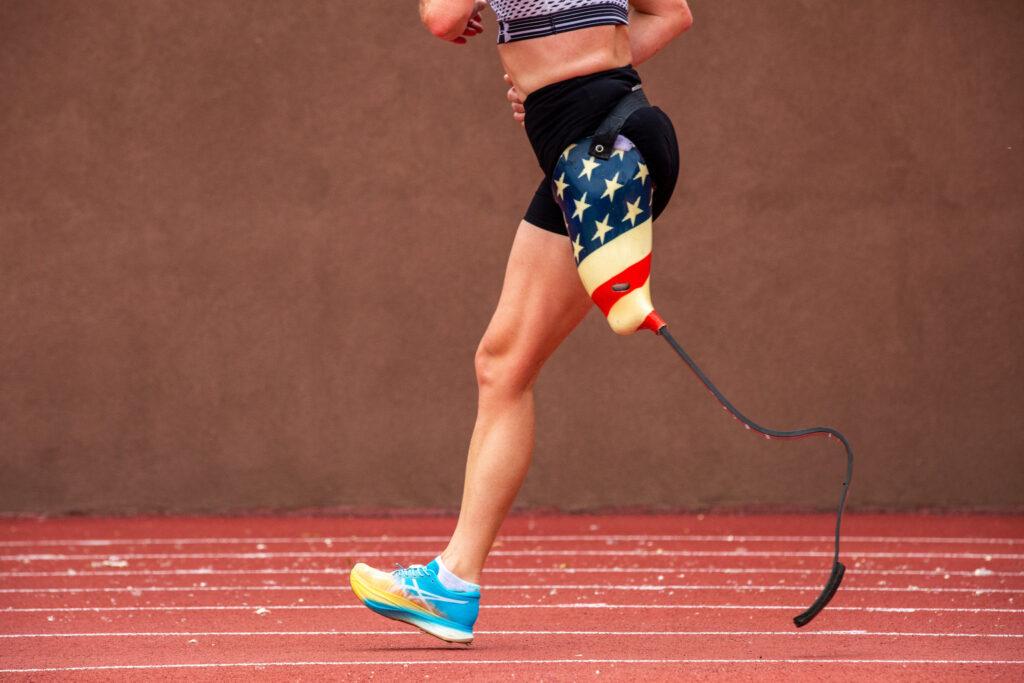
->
[3, 584, 1021, 595]
[2, 534, 1022, 548]
[3, 659, 1024, 673]
[3, 567, 1021, 579]
[3, 604, 1022, 614]
[1, 630, 1021, 639]
[4, 549, 1022, 561]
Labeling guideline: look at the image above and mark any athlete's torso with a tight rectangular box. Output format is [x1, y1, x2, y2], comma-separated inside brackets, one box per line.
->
[493, 1, 633, 98]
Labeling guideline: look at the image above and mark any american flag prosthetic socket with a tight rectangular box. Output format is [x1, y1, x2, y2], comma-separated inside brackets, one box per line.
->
[552, 136, 662, 335]
[551, 133, 854, 627]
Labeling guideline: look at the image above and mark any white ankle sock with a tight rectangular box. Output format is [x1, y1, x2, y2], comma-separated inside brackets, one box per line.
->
[434, 556, 479, 592]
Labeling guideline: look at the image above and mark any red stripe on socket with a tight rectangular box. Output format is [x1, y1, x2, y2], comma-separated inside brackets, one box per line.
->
[589, 253, 653, 316]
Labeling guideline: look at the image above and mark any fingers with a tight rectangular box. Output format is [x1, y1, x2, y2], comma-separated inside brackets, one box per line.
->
[451, 21, 480, 44]
[449, 6, 485, 44]
[508, 90, 525, 124]
[503, 73, 525, 124]
[505, 79, 523, 103]
[503, 73, 522, 99]
[463, 7, 484, 37]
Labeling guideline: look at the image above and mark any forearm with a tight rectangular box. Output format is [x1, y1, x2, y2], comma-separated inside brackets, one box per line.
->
[628, 2, 693, 65]
[419, 0, 477, 41]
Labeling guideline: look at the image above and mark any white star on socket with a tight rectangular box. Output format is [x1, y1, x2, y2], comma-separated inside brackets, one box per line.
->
[553, 172, 568, 200]
[572, 192, 591, 221]
[578, 156, 600, 181]
[601, 172, 623, 201]
[633, 162, 649, 184]
[622, 197, 644, 226]
[592, 214, 614, 244]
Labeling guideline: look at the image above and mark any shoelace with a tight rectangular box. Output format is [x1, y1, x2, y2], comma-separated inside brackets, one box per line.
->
[392, 563, 430, 579]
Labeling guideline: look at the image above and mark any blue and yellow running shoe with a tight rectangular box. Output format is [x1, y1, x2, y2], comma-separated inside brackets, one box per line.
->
[349, 559, 479, 644]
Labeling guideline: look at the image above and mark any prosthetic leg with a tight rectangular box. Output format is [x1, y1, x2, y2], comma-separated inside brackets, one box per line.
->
[551, 91, 853, 627]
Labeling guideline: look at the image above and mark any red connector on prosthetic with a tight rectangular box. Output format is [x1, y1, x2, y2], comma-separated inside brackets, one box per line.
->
[640, 310, 666, 333]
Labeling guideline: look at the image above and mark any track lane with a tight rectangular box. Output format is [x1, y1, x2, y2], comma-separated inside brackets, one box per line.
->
[3, 569, 1019, 592]
[3, 513, 1021, 544]
[2, 660, 1023, 683]
[2, 585, 1021, 612]
[3, 605, 1021, 637]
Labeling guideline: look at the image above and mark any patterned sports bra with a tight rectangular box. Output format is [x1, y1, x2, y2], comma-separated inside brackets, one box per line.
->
[490, 0, 630, 45]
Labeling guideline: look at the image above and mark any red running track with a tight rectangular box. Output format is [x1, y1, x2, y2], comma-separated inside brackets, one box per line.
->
[1, 513, 1023, 682]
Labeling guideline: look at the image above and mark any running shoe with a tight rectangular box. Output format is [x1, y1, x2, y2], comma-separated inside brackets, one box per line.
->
[349, 559, 479, 644]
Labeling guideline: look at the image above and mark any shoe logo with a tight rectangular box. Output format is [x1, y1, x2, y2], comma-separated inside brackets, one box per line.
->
[404, 579, 470, 605]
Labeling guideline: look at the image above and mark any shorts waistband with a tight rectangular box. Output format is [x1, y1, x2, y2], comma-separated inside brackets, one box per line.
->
[522, 65, 642, 180]
[523, 64, 639, 111]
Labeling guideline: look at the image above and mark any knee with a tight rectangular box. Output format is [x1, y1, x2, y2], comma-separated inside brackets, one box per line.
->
[474, 332, 539, 399]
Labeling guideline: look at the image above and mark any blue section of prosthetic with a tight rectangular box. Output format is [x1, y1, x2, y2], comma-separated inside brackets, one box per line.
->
[551, 136, 653, 265]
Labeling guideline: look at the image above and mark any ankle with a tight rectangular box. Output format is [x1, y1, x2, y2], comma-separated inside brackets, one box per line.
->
[438, 550, 482, 586]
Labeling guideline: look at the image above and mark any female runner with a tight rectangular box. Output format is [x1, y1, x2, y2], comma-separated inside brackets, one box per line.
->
[350, 0, 693, 643]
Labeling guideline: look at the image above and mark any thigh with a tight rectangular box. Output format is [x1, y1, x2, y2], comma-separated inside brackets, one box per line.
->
[479, 219, 593, 381]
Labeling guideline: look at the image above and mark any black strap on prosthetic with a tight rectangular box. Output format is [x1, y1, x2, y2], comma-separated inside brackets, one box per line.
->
[589, 85, 650, 160]
[657, 325, 853, 627]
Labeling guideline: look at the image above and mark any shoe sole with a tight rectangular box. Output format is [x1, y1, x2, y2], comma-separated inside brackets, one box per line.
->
[350, 570, 474, 644]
